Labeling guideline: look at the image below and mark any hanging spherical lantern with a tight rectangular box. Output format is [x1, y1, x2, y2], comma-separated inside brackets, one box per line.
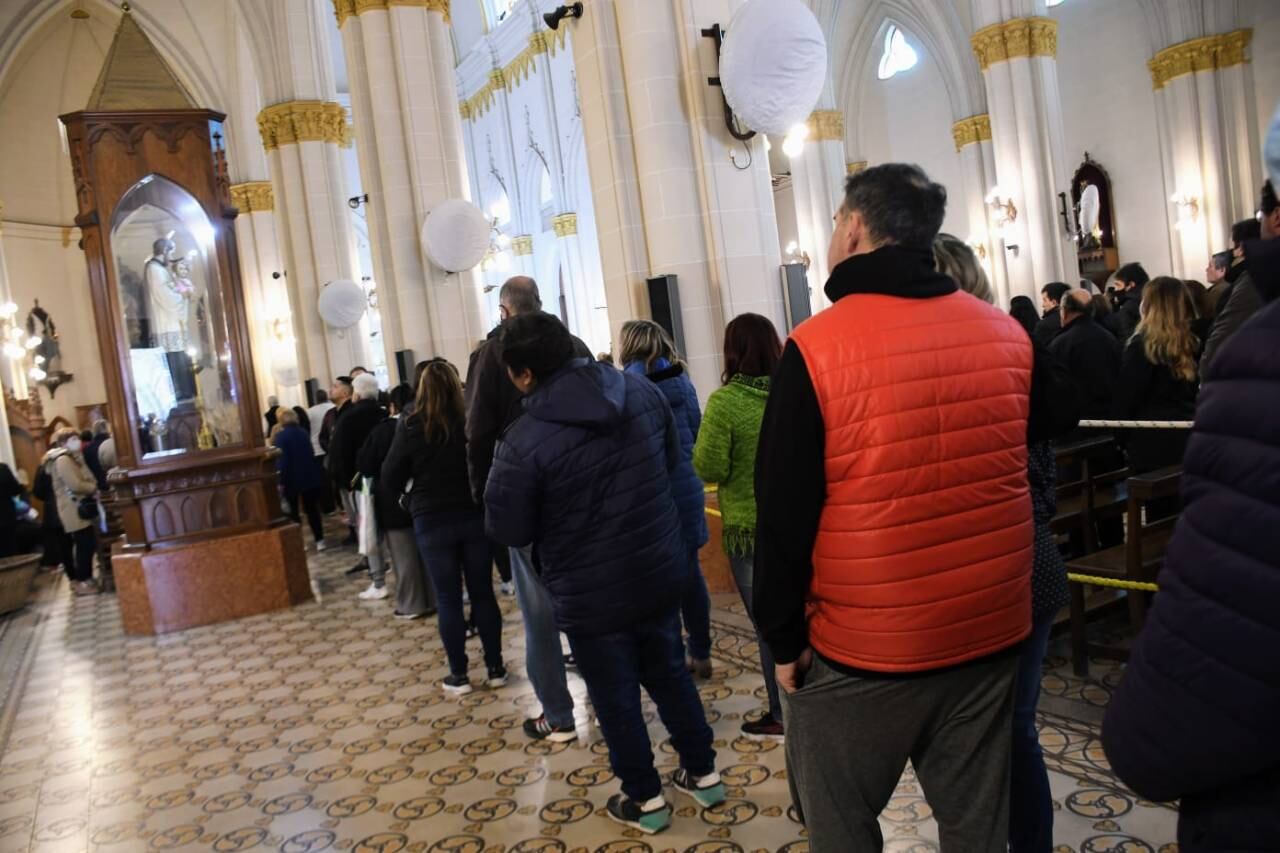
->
[317, 279, 366, 329]
[421, 199, 492, 273]
[720, 0, 828, 137]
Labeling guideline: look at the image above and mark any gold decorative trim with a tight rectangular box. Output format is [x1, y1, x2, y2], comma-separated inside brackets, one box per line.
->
[60, 226, 73, 248]
[458, 27, 569, 121]
[333, 0, 450, 27]
[552, 213, 577, 238]
[1148, 29, 1251, 90]
[846, 161, 868, 175]
[951, 114, 992, 152]
[511, 235, 534, 256]
[230, 182, 275, 213]
[806, 110, 844, 142]
[971, 17, 1057, 71]
[258, 101, 351, 151]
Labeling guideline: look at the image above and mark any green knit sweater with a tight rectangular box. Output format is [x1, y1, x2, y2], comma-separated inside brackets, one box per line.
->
[691, 374, 770, 556]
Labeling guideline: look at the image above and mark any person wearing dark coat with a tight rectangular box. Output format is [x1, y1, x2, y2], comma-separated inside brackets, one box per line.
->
[359, 384, 436, 619]
[485, 311, 724, 834]
[83, 421, 111, 490]
[0, 463, 41, 558]
[264, 396, 280, 437]
[1049, 289, 1123, 428]
[1032, 281, 1070, 347]
[329, 375, 388, 592]
[272, 410, 327, 548]
[1201, 209, 1272, 377]
[1009, 295, 1040, 338]
[1113, 261, 1150, 341]
[1102, 297, 1280, 853]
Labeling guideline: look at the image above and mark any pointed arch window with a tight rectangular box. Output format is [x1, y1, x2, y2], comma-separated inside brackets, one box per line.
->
[877, 25, 919, 80]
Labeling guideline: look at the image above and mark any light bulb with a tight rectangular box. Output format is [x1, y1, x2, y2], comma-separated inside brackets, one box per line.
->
[25, 336, 40, 349]
[494, 252, 512, 273]
[764, 136, 772, 153]
[3, 343, 23, 359]
[186, 346, 199, 359]
[785, 241, 799, 255]
[28, 367, 46, 382]
[33, 354, 46, 365]
[782, 134, 805, 158]
[0, 302, 16, 318]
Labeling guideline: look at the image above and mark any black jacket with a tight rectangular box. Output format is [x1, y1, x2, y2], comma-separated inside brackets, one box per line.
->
[327, 398, 386, 488]
[381, 413, 477, 518]
[1201, 269, 1261, 380]
[357, 417, 412, 530]
[1103, 299, 1280, 852]
[84, 434, 109, 490]
[1113, 335, 1197, 473]
[1049, 313, 1122, 423]
[1116, 287, 1143, 341]
[465, 322, 592, 502]
[1032, 309, 1061, 348]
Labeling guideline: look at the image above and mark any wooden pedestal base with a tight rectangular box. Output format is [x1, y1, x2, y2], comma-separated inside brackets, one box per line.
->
[113, 523, 311, 635]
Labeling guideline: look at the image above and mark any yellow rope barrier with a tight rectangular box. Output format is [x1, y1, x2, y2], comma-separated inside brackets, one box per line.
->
[706, 507, 722, 518]
[1067, 573, 1159, 592]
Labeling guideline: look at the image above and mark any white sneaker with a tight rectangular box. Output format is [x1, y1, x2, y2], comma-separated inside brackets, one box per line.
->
[316, 540, 329, 552]
[358, 583, 388, 601]
[499, 581, 514, 597]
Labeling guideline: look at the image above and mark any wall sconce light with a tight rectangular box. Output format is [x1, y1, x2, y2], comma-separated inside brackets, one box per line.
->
[785, 240, 811, 270]
[543, 3, 583, 31]
[1170, 192, 1200, 231]
[701, 24, 757, 143]
[986, 186, 1018, 232]
[966, 235, 988, 260]
[348, 194, 369, 210]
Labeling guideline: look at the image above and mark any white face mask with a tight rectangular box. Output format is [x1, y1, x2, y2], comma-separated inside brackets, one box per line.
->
[65, 438, 83, 453]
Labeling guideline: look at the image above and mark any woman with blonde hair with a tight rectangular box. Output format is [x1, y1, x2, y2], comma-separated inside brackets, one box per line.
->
[932, 233, 993, 304]
[618, 319, 713, 679]
[1114, 276, 1199, 496]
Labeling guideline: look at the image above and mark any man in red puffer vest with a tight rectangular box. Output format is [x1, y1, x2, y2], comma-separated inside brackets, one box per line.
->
[754, 163, 1033, 852]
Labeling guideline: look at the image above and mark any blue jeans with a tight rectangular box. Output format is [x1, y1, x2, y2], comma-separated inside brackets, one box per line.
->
[414, 510, 503, 677]
[510, 546, 575, 728]
[567, 605, 716, 803]
[729, 553, 781, 721]
[1009, 613, 1055, 852]
[681, 548, 712, 661]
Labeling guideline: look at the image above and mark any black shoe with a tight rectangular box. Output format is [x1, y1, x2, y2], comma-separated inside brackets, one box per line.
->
[341, 531, 358, 546]
[522, 714, 577, 743]
[393, 610, 424, 620]
[344, 562, 366, 576]
[740, 712, 784, 740]
[563, 653, 577, 669]
[441, 674, 472, 696]
[670, 768, 727, 808]
[605, 793, 670, 835]
[486, 664, 508, 688]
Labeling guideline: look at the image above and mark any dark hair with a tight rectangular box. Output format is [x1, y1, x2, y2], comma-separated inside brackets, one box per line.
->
[350, 366, 368, 374]
[1231, 218, 1260, 246]
[1091, 292, 1113, 317]
[314, 389, 329, 404]
[335, 376, 353, 388]
[1008, 296, 1039, 336]
[1183, 280, 1212, 319]
[1114, 262, 1149, 288]
[79, 430, 93, 443]
[1041, 282, 1071, 306]
[388, 383, 413, 414]
[1062, 289, 1094, 318]
[1211, 250, 1232, 271]
[414, 361, 464, 443]
[500, 312, 575, 382]
[499, 276, 542, 315]
[841, 163, 947, 249]
[1262, 180, 1279, 216]
[721, 313, 782, 384]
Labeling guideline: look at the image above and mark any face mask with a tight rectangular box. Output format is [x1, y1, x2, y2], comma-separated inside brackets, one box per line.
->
[66, 438, 83, 453]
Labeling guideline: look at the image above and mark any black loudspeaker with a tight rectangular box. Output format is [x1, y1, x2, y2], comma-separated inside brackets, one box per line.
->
[781, 263, 813, 331]
[394, 349, 415, 387]
[304, 378, 320, 407]
[645, 274, 686, 357]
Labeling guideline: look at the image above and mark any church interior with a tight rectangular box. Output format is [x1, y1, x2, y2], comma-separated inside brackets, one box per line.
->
[0, 0, 1278, 850]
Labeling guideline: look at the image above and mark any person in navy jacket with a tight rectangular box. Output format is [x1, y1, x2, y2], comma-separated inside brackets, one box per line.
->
[484, 312, 725, 836]
[273, 408, 327, 549]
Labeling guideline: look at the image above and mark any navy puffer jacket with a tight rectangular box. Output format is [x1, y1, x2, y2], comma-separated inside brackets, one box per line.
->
[624, 359, 708, 549]
[1102, 299, 1280, 852]
[485, 359, 687, 636]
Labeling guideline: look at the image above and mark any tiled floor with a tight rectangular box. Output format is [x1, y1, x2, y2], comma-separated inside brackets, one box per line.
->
[0, 542, 1178, 852]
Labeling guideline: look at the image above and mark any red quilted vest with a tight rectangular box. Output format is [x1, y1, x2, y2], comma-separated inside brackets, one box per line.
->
[791, 289, 1034, 672]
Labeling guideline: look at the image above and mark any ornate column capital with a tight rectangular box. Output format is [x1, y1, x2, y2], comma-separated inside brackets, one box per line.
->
[951, 114, 992, 152]
[846, 161, 868, 175]
[807, 110, 844, 142]
[552, 213, 578, 238]
[258, 101, 351, 152]
[511, 235, 534, 256]
[971, 17, 1057, 71]
[1148, 29, 1252, 90]
[333, 0, 450, 27]
[229, 182, 275, 213]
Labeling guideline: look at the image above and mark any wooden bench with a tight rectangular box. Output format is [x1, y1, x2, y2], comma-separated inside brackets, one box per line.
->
[1064, 466, 1182, 676]
[1053, 435, 1129, 556]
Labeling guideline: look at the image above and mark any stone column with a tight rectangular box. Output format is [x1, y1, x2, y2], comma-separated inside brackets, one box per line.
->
[569, 0, 785, 395]
[1148, 29, 1258, 277]
[0, 209, 18, 470]
[788, 106, 848, 308]
[952, 114, 1010, 305]
[971, 9, 1074, 299]
[334, 0, 485, 367]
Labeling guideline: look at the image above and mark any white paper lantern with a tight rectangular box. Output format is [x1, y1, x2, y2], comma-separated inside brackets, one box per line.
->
[720, 0, 827, 137]
[422, 199, 492, 273]
[317, 279, 366, 329]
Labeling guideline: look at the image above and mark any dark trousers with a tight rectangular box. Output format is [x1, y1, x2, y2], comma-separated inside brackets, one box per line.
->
[491, 540, 512, 583]
[567, 605, 717, 803]
[284, 487, 325, 543]
[1010, 615, 1055, 853]
[69, 526, 96, 582]
[680, 548, 712, 660]
[40, 525, 71, 568]
[781, 650, 1018, 852]
[413, 510, 502, 676]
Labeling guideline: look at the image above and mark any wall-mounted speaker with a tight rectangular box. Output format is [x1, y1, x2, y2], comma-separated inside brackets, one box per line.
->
[781, 263, 813, 332]
[645, 274, 686, 357]
[304, 377, 320, 407]
[394, 349, 416, 387]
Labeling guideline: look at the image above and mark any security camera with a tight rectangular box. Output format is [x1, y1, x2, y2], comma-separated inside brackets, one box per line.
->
[271, 271, 285, 280]
[348, 194, 369, 210]
[543, 2, 582, 31]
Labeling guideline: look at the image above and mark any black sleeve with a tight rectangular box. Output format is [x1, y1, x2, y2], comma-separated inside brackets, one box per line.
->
[1027, 339, 1079, 444]
[466, 343, 504, 503]
[380, 420, 415, 497]
[752, 340, 825, 665]
[1113, 338, 1154, 422]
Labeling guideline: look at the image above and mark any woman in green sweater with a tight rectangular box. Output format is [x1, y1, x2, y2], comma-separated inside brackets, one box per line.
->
[692, 313, 784, 739]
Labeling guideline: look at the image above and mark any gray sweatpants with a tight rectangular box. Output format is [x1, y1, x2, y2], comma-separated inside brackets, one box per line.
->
[781, 650, 1018, 852]
[385, 527, 435, 616]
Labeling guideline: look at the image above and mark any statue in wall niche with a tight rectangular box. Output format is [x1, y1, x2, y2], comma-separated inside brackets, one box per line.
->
[143, 236, 193, 353]
[1077, 180, 1102, 249]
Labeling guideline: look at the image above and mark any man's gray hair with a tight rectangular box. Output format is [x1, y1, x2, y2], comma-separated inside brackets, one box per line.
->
[842, 163, 947, 249]
[352, 373, 380, 400]
[499, 276, 542, 315]
[92, 418, 110, 436]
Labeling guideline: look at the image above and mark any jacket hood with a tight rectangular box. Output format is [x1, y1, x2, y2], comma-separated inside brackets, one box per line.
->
[643, 361, 690, 409]
[825, 244, 957, 303]
[525, 359, 626, 428]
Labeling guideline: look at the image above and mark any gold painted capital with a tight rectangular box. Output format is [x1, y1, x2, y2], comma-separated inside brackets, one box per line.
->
[951, 114, 992, 152]
[230, 182, 275, 213]
[511, 235, 534, 256]
[1148, 29, 1251, 90]
[807, 110, 844, 142]
[458, 28, 568, 122]
[552, 213, 578, 238]
[846, 161, 868, 175]
[333, 0, 450, 27]
[258, 101, 350, 152]
[971, 17, 1057, 71]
